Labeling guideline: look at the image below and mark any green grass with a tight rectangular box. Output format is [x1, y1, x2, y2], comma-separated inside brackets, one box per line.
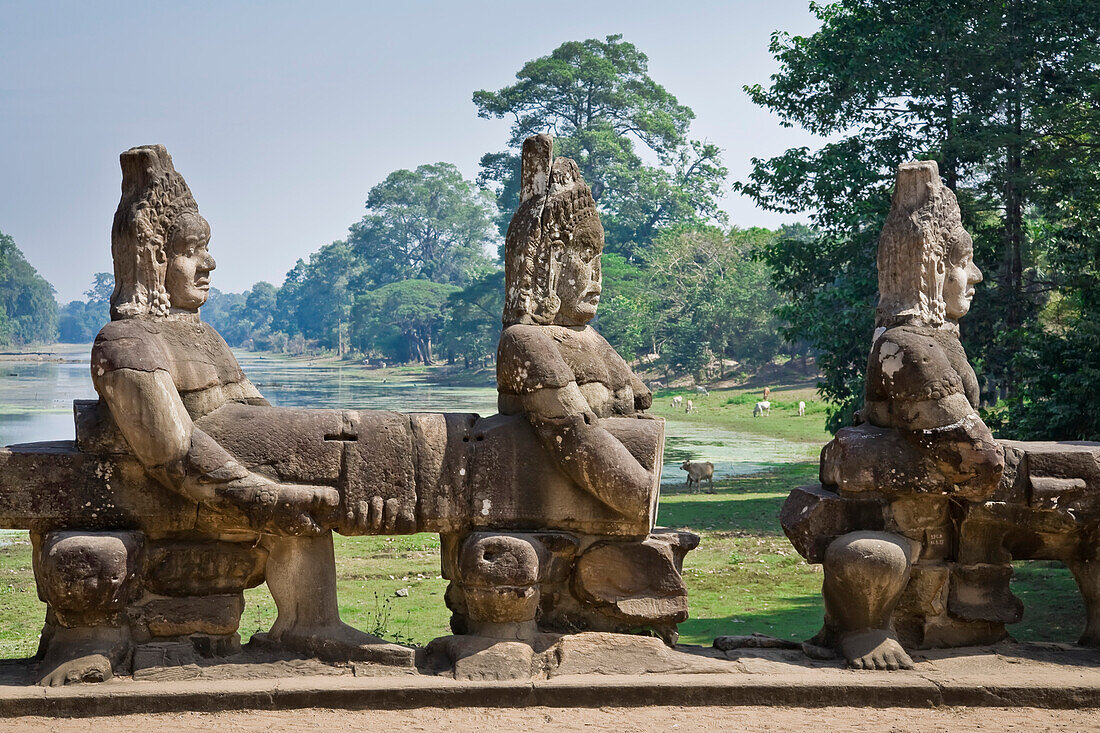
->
[651, 385, 833, 445]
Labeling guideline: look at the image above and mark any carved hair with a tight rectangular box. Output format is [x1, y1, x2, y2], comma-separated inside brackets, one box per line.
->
[110, 145, 202, 319]
[875, 160, 964, 329]
[503, 134, 603, 326]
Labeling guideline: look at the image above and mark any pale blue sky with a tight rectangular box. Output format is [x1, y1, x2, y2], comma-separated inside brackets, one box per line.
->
[1, 1, 823, 302]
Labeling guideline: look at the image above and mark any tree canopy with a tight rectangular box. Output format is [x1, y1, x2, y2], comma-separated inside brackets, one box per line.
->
[474, 35, 727, 251]
[347, 163, 497, 286]
[0, 230, 57, 346]
[740, 0, 1100, 433]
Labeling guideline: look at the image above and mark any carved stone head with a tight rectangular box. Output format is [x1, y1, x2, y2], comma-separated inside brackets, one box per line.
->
[875, 160, 982, 330]
[110, 145, 215, 319]
[502, 134, 604, 327]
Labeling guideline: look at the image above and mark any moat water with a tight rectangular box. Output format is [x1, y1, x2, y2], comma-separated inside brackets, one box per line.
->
[0, 346, 811, 543]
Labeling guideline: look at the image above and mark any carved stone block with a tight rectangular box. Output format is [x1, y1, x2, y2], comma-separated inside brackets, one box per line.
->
[36, 531, 143, 628]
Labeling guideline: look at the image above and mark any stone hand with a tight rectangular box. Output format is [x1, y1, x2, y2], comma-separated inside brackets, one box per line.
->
[337, 494, 416, 535]
[216, 480, 340, 536]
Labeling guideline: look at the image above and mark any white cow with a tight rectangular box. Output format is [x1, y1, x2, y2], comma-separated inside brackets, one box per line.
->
[696, 385, 709, 397]
[753, 400, 771, 417]
[798, 401, 806, 417]
[685, 399, 695, 413]
[671, 395, 683, 409]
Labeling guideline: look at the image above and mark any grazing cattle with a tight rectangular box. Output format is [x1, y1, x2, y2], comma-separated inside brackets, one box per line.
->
[685, 399, 695, 413]
[681, 460, 715, 492]
[762, 386, 771, 401]
[696, 386, 709, 397]
[753, 400, 771, 417]
[671, 395, 683, 409]
[798, 401, 806, 417]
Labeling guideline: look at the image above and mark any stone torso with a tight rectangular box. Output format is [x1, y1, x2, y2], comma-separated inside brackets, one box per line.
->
[496, 324, 635, 417]
[91, 317, 266, 419]
[864, 323, 979, 430]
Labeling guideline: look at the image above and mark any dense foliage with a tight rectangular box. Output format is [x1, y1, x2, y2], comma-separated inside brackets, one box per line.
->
[0, 230, 57, 347]
[740, 0, 1100, 435]
[474, 35, 728, 253]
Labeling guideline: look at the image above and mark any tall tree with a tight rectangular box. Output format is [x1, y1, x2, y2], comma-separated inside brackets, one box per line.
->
[351, 280, 459, 365]
[346, 163, 497, 286]
[474, 35, 727, 250]
[0, 230, 58, 346]
[739, 0, 1100, 431]
[58, 272, 112, 343]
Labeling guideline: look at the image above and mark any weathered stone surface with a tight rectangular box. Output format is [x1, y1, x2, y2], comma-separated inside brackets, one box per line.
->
[780, 484, 885, 563]
[573, 537, 689, 625]
[36, 531, 142, 628]
[142, 540, 266, 597]
[409, 412, 475, 534]
[0, 443, 194, 533]
[141, 593, 245, 637]
[947, 564, 1022, 624]
[467, 414, 662, 537]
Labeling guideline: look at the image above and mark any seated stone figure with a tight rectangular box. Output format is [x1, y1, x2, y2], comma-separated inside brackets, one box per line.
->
[439, 135, 694, 647]
[807, 161, 1003, 670]
[497, 133, 657, 515]
[83, 144, 414, 677]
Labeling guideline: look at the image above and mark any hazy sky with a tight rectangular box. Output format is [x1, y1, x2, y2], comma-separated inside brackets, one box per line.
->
[1, 1, 824, 302]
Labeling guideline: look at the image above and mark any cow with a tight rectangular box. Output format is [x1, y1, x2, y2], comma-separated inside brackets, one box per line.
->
[685, 399, 695, 413]
[671, 395, 683, 409]
[753, 400, 771, 417]
[798, 400, 806, 417]
[680, 460, 715, 492]
[696, 386, 709, 397]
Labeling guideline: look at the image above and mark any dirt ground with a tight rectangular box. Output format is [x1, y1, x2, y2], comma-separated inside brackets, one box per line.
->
[8, 705, 1100, 732]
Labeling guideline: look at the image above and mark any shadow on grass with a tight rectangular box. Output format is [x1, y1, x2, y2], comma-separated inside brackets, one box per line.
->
[678, 593, 824, 646]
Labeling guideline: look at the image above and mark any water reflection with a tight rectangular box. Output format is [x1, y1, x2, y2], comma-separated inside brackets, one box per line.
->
[1, 349, 811, 485]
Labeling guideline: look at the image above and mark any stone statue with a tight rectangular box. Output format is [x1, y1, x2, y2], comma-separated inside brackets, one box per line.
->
[803, 161, 1004, 670]
[437, 135, 695, 653]
[497, 133, 657, 515]
[84, 145, 414, 680]
[0, 141, 696, 685]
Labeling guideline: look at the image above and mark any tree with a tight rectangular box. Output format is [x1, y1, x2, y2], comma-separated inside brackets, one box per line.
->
[0, 230, 57, 346]
[641, 227, 783, 381]
[351, 280, 459, 365]
[474, 35, 727, 251]
[439, 271, 504, 368]
[346, 163, 497, 286]
[58, 272, 112, 343]
[739, 0, 1100, 431]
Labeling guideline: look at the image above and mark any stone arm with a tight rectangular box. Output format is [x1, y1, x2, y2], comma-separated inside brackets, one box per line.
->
[521, 382, 655, 517]
[94, 367, 338, 533]
[630, 372, 653, 412]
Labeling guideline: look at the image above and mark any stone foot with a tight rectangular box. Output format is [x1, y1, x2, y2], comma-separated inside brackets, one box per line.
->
[838, 628, 913, 671]
[37, 626, 129, 686]
[262, 623, 415, 667]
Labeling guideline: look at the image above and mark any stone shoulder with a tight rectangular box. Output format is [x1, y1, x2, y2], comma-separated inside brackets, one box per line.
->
[496, 324, 574, 393]
[866, 325, 964, 403]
